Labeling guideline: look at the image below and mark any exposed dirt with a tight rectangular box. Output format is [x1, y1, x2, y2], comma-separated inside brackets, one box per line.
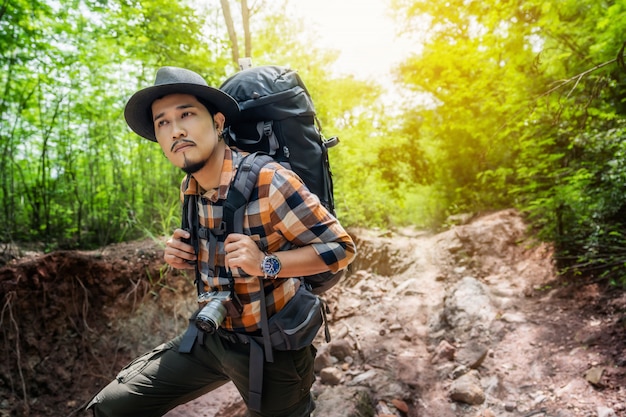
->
[1, 209, 625, 417]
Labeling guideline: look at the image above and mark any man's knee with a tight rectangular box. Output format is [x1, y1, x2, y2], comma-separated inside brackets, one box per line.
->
[85, 380, 134, 417]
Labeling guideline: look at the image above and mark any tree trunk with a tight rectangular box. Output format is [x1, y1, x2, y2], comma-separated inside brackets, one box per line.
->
[220, 0, 240, 64]
[241, 0, 251, 58]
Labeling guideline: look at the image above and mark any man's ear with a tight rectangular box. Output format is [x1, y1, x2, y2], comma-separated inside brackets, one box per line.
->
[213, 112, 226, 130]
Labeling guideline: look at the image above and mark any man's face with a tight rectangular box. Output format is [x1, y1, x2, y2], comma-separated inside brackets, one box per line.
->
[151, 93, 224, 174]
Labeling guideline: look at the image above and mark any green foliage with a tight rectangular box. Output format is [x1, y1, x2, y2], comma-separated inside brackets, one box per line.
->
[4, 0, 626, 288]
[386, 0, 626, 283]
[0, 0, 223, 249]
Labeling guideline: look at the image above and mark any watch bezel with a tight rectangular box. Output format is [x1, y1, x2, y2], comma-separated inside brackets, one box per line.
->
[261, 254, 281, 278]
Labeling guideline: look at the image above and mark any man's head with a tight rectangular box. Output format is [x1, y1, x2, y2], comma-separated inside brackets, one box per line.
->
[124, 67, 239, 177]
[124, 66, 239, 142]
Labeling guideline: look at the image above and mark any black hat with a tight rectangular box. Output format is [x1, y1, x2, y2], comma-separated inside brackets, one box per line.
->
[124, 66, 240, 141]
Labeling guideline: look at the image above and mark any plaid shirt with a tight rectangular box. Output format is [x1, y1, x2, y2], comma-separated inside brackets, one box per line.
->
[181, 147, 356, 333]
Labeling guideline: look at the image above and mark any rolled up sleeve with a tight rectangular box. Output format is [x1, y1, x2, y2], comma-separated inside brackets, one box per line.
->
[262, 166, 356, 273]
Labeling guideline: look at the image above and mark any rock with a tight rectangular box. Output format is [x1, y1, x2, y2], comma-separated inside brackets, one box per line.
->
[450, 364, 469, 379]
[455, 342, 489, 369]
[596, 406, 617, 417]
[329, 339, 353, 361]
[449, 370, 485, 405]
[584, 366, 605, 387]
[442, 277, 497, 338]
[314, 349, 333, 373]
[313, 386, 375, 417]
[349, 369, 377, 386]
[436, 362, 458, 379]
[320, 367, 343, 386]
[500, 312, 526, 323]
[375, 400, 394, 416]
[389, 323, 403, 332]
[431, 340, 456, 363]
[391, 398, 409, 413]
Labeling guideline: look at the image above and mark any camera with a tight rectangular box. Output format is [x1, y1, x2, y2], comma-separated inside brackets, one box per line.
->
[195, 291, 233, 333]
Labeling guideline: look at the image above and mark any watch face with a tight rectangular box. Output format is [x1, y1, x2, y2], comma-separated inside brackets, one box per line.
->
[262, 255, 281, 276]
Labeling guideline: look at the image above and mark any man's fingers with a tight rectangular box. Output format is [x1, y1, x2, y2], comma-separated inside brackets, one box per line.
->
[164, 229, 196, 270]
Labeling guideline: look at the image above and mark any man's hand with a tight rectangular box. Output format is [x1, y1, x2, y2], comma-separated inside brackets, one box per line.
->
[224, 233, 264, 276]
[164, 228, 196, 270]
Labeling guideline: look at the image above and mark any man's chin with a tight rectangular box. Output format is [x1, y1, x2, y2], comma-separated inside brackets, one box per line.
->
[181, 159, 207, 175]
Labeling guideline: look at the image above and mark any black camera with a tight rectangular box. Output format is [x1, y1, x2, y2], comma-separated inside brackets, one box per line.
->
[195, 291, 233, 333]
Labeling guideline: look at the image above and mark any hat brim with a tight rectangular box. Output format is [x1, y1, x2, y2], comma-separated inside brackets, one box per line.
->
[124, 83, 240, 141]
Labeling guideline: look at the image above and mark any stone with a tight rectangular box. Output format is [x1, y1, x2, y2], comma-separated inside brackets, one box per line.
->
[442, 277, 497, 334]
[314, 349, 333, 373]
[451, 364, 469, 379]
[320, 367, 343, 386]
[329, 339, 353, 361]
[313, 386, 375, 417]
[391, 398, 409, 413]
[597, 406, 617, 417]
[449, 370, 485, 405]
[504, 402, 516, 411]
[456, 342, 489, 369]
[584, 366, 605, 387]
[431, 340, 456, 363]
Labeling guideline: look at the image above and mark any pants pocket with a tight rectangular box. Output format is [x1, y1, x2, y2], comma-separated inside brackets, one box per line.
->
[115, 342, 172, 383]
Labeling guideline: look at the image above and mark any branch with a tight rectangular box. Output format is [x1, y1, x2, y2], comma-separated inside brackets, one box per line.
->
[538, 41, 626, 99]
[539, 58, 617, 99]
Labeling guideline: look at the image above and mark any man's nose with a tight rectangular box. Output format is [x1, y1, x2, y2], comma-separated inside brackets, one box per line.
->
[171, 121, 186, 139]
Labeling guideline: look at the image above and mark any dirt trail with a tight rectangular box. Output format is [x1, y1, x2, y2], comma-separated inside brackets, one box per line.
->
[1, 209, 624, 417]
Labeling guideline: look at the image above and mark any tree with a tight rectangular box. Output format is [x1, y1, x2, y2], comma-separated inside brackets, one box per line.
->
[391, 0, 626, 283]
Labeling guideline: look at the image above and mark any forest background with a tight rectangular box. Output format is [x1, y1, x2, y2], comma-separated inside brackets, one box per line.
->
[2, 0, 626, 285]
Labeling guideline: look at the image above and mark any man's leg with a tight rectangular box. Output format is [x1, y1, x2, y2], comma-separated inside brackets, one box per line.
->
[87, 333, 230, 417]
[221, 339, 317, 417]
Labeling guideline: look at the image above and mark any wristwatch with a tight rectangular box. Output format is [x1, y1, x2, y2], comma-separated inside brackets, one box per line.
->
[261, 253, 281, 278]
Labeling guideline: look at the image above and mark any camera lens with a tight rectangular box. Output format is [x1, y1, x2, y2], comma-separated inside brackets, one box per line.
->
[195, 299, 227, 333]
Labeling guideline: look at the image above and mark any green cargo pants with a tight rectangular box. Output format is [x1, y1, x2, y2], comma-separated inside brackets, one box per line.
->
[86, 330, 316, 417]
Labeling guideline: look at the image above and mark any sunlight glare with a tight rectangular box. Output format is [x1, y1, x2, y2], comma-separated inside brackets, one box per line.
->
[291, 0, 412, 79]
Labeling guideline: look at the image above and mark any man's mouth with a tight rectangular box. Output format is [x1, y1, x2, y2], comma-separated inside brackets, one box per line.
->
[172, 140, 195, 153]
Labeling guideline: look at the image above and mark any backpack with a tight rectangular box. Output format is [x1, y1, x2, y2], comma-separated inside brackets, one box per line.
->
[220, 65, 338, 214]
[218, 65, 343, 294]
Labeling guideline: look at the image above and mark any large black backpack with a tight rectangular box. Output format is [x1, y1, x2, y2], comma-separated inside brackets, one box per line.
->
[218, 65, 343, 294]
[219, 65, 338, 214]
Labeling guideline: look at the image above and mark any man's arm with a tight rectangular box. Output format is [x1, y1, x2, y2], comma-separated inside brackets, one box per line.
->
[224, 165, 356, 277]
[224, 233, 327, 277]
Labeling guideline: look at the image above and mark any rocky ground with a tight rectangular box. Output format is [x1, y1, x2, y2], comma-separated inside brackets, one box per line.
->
[1, 209, 625, 417]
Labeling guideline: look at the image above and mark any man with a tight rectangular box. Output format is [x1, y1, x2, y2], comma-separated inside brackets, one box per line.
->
[86, 66, 356, 417]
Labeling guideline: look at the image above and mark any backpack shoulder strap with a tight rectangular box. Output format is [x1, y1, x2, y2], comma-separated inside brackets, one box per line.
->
[181, 175, 204, 291]
[223, 150, 279, 412]
[224, 151, 276, 234]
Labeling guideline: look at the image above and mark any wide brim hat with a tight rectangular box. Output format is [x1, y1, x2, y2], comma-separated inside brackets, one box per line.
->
[124, 66, 240, 141]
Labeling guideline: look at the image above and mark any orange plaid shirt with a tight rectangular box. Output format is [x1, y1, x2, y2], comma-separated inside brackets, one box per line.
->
[181, 147, 356, 333]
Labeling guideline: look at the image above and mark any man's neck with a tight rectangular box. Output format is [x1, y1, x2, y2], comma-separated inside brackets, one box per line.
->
[191, 141, 227, 191]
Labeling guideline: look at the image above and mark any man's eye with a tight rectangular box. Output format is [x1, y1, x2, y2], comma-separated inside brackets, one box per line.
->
[156, 120, 168, 127]
[181, 111, 192, 118]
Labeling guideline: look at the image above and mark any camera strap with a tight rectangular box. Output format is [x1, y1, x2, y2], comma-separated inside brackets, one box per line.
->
[179, 176, 232, 354]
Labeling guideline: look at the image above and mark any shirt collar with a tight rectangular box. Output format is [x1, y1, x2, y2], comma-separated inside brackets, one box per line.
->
[181, 147, 236, 203]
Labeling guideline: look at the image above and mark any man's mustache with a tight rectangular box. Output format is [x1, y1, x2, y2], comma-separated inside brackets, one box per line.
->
[171, 139, 195, 152]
